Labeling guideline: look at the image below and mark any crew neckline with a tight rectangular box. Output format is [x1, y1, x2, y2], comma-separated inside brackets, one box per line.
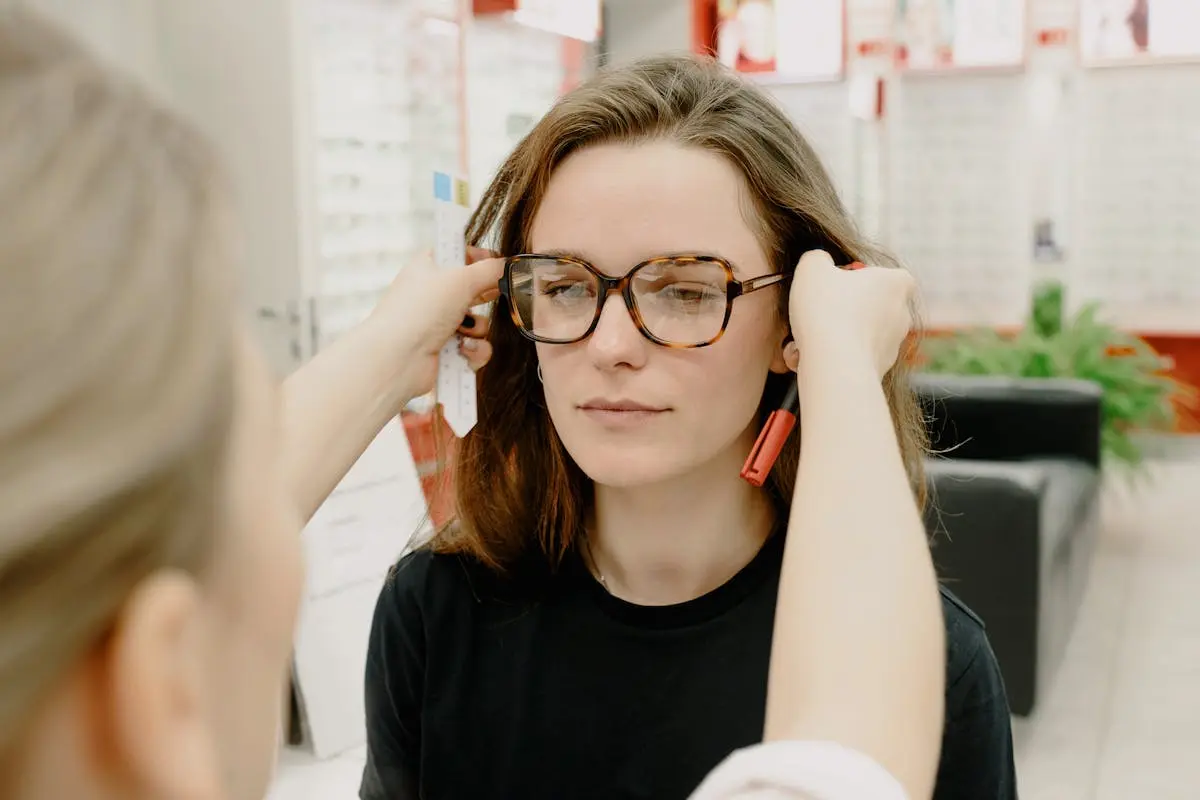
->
[570, 530, 785, 630]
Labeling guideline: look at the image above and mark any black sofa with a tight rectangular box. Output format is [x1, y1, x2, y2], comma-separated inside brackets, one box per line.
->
[912, 374, 1103, 716]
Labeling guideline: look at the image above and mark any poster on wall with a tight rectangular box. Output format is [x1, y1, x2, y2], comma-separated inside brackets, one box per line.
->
[893, 0, 1025, 71]
[716, 0, 845, 81]
[1080, 0, 1200, 64]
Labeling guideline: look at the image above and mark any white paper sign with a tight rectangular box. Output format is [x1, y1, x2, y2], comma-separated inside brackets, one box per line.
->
[432, 171, 477, 436]
[894, 0, 1025, 70]
[1081, 0, 1200, 64]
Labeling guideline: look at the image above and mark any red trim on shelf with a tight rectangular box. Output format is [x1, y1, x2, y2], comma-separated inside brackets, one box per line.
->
[916, 330, 1200, 433]
[402, 410, 459, 529]
[472, 0, 516, 13]
[691, 0, 718, 56]
[1142, 335, 1200, 432]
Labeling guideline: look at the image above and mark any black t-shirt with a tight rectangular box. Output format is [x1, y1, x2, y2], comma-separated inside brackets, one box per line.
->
[361, 533, 1017, 800]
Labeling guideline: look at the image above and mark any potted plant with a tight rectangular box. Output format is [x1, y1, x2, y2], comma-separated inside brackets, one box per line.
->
[918, 280, 1196, 468]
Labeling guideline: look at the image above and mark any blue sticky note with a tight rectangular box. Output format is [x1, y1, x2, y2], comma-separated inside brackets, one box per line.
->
[433, 172, 451, 202]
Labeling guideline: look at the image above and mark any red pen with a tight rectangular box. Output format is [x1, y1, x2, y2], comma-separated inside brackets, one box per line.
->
[740, 261, 865, 486]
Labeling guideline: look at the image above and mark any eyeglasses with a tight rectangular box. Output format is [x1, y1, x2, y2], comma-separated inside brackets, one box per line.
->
[499, 254, 787, 348]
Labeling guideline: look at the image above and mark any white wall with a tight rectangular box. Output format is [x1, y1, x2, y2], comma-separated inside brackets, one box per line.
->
[464, 15, 568, 208]
[157, 0, 317, 373]
[602, 0, 691, 65]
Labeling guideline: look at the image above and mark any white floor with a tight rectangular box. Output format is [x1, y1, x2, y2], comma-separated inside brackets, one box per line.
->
[269, 457, 1200, 800]
[268, 745, 366, 800]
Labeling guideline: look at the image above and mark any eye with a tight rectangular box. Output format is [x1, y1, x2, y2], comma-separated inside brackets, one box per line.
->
[538, 276, 594, 300]
[660, 283, 716, 304]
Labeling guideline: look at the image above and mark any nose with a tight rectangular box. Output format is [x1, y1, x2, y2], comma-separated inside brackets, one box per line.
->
[587, 293, 649, 372]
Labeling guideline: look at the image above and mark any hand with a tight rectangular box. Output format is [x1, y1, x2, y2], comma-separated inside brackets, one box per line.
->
[785, 250, 916, 380]
[367, 246, 504, 399]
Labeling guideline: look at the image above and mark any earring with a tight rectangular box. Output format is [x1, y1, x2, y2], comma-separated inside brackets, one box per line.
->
[537, 364, 544, 383]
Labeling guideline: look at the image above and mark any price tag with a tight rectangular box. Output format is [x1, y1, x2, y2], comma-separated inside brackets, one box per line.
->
[432, 171, 477, 437]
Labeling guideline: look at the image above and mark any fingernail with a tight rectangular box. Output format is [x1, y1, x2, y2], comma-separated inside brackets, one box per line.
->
[461, 314, 475, 329]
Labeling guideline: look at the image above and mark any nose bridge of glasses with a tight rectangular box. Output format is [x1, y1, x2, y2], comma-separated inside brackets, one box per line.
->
[595, 285, 641, 333]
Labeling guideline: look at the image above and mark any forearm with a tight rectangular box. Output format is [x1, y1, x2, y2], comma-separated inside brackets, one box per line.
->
[281, 319, 418, 522]
[764, 355, 944, 799]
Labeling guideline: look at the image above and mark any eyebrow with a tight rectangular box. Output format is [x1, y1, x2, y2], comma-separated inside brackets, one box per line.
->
[530, 248, 748, 274]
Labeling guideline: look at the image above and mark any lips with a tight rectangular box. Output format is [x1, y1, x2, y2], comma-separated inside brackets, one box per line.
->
[577, 399, 669, 429]
[578, 399, 668, 413]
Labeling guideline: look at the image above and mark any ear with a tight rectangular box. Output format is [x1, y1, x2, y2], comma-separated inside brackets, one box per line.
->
[104, 571, 222, 800]
[768, 324, 793, 375]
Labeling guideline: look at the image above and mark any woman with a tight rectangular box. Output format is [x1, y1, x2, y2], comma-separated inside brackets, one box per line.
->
[0, 11, 497, 799]
[0, 9, 950, 800]
[361, 55, 1016, 800]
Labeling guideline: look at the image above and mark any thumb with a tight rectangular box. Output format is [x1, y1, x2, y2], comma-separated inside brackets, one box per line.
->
[467, 245, 499, 263]
[459, 256, 505, 301]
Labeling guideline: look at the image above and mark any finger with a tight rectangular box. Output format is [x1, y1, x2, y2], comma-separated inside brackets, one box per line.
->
[458, 337, 493, 371]
[795, 249, 836, 273]
[458, 312, 491, 339]
[467, 245, 499, 264]
[797, 249, 834, 268]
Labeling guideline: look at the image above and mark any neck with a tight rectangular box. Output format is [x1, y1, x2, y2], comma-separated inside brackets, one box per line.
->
[588, 432, 776, 606]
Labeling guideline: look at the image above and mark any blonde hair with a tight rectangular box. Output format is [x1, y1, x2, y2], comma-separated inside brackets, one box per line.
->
[0, 8, 237, 756]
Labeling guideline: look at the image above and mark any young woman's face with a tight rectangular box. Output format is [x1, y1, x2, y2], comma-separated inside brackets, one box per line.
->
[530, 141, 788, 489]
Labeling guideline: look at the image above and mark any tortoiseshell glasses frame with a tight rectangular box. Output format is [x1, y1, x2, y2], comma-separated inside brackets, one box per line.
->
[498, 253, 787, 349]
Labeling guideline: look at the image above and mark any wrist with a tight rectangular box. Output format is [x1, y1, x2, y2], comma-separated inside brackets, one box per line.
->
[797, 338, 876, 388]
[796, 345, 883, 418]
[352, 315, 420, 411]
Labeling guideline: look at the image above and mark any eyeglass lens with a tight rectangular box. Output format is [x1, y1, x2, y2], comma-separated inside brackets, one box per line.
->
[508, 257, 731, 345]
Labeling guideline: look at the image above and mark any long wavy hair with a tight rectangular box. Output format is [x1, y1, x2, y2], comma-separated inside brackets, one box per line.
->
[429, 54, 927, 575]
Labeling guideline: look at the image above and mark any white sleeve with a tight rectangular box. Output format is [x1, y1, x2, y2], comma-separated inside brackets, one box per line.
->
[688, 740, 909, 800]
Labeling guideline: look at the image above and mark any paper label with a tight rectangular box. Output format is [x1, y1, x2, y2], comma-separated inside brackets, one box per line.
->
[432, 171, 477, 436]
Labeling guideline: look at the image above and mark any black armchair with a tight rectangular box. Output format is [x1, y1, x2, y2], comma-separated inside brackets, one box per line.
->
[913, 374, 1104, 716]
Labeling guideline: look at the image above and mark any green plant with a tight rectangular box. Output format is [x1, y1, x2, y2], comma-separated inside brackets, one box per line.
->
[919, 280, 1197, 468]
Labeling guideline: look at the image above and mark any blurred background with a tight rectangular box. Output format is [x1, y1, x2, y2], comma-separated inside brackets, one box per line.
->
[22, 1, 1200, 798]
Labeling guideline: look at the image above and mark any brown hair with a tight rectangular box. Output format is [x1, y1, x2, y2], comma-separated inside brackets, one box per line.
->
[432, 54, 927, 573]
[0, 9, 236, 757]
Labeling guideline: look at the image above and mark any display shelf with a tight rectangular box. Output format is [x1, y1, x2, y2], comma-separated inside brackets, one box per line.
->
[884, 73, 1033, 328]
[309, 0, 464, 350]
[1069, 64, 1200, 333]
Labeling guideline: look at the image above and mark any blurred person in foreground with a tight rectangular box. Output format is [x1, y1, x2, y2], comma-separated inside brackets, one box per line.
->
[0, 9, 944, 800]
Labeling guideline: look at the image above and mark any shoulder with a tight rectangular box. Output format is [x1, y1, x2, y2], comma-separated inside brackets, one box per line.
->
[938, 585, 990, 682]
[938, 586, 1010, 715]
[377, 547, 483, 618]
[377, 545, 550, 622]
[367, 548, 485, 662]
[934, 588, 1017, 796]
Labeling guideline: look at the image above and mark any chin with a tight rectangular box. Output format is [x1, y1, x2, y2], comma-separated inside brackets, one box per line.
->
[579, 462, 680, 489]
[562, 441, 693, 488]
